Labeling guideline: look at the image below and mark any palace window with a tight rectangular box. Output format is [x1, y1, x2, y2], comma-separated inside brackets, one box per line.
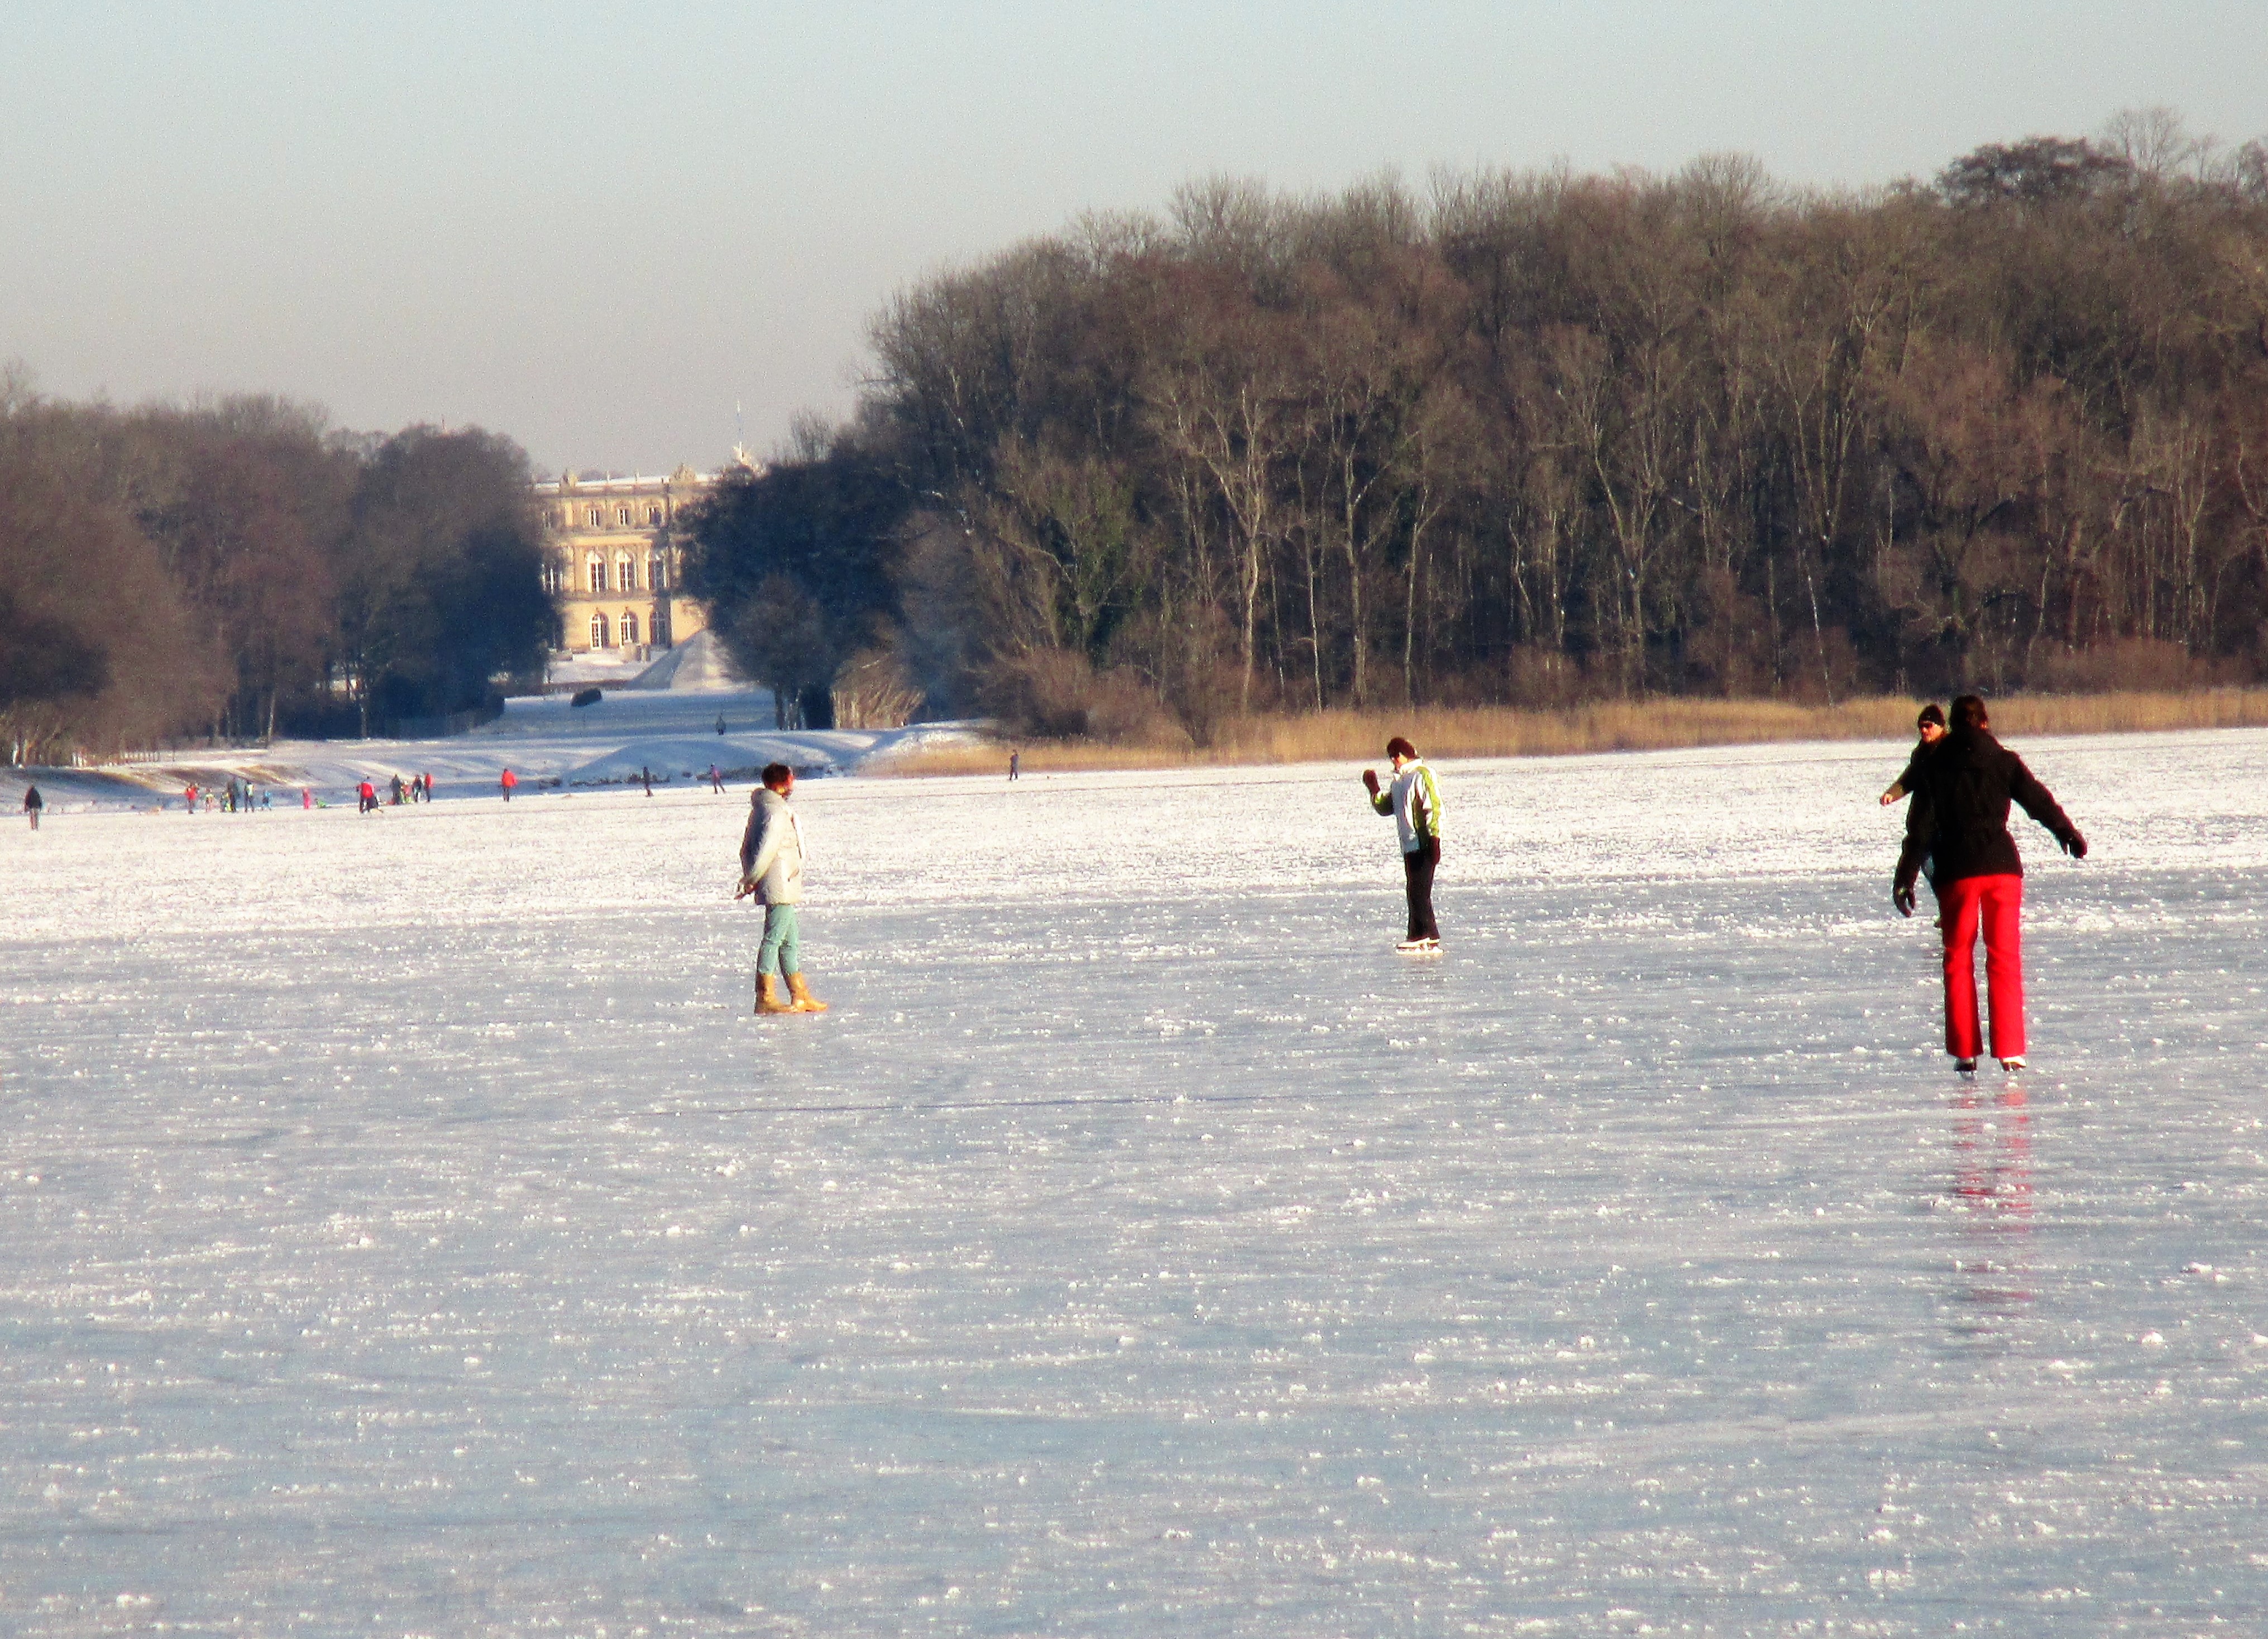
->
[618, 506, 631, 527]
[587, 506, 602, 529]
[648, 554, 666, 591]
[648, 506, 663, 526]
[587, 557, 606, 593]
[653, 607, 672, 646]
[617, 555, 637, 591]
[620, 610, 640, 646]
[591, 612, 610, 649]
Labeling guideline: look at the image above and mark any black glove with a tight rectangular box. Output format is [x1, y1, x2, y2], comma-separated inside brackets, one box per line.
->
[2061, 830, 2087, 860]
[1893, 883, 1916, 918]
[1361, 768, 1380, 795]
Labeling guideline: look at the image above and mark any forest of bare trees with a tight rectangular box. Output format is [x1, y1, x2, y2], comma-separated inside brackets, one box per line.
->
[13, 116, 2265, 760]
[0, 376, 553, 764]
[694, 113, 2268, 740]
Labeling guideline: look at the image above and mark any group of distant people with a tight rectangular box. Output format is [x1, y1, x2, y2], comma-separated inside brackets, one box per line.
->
[27, 683, 2085, 1072]
[357, 772, 434, 812]
[173, 778, 284, 814]
[735, 707, 2082, 1066]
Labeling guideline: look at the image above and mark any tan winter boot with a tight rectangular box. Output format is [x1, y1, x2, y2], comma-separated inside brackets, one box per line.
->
[785, 972, 829, 1013]
[754, 974, 795, 1015]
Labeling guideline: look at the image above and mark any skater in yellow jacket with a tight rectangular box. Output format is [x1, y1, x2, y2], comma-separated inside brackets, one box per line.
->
[1362, 736, 1443, 953]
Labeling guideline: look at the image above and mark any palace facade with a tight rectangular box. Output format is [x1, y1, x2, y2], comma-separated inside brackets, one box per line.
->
[533, 466, 716, 658]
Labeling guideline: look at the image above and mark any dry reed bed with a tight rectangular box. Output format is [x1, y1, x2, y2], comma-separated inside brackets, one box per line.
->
[872, 690, 2268, 778]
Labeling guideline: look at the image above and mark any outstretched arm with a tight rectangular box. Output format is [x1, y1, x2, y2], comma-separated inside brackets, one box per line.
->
[2009, 755, 2085, 857]
[1880, 743, 1928, 806]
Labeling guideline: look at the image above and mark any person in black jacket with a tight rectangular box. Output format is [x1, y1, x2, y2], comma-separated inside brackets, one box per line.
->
[1893, 694, 2086, 1074]
[1879, 702, 1945, 805]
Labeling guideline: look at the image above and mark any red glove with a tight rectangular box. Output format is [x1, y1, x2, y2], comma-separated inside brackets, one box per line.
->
[1361, 769, 1380, 795]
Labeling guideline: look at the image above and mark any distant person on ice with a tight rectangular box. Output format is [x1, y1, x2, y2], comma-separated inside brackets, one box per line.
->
[357, 779, 377, 814]
[22, 783, 41, 830]
[736, 762, 827, 1015]
[1008, 748, 1020, 781]
[499, 768, 518, 803]
[1893, 694, 2085, 1075]
[1362, 736, 1443, 953]
[1880, 703, 1946, 806]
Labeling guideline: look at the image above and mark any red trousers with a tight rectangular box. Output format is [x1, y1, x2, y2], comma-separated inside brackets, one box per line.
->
[1933, 873, 2025, 1061]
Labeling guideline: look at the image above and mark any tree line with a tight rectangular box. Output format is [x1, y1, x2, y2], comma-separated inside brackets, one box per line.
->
[0, 378, 553, 763]
[686, 111, 2268, 740]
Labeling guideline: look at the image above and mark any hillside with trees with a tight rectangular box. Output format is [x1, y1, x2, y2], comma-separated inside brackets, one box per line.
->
[688, 113, 2268, 740]
[0, 378, 552, 763]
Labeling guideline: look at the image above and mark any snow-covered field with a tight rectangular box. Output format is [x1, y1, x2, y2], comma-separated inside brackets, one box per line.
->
[0, 680, 975, 817]
[4, 729, 2266, 1635]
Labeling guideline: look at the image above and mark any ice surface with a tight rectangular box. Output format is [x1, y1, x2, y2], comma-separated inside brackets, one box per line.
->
[4, 729, 2267, 1634]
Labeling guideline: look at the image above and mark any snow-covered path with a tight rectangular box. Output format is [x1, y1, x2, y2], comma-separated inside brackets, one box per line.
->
[4, 731, 2266, 1633]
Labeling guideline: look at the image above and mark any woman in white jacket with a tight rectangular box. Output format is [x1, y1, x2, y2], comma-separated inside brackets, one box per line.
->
[736, 763, 828, 1013]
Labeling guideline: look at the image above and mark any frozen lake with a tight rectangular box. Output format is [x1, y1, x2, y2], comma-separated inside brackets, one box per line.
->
[4, 729, 2266, 1634]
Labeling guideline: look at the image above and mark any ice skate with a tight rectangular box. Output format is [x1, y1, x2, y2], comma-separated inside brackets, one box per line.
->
[1998, 1056, 2025, 1073]
[1954, 1057, 1977, 1076]
[1395, 936, 1441, 955]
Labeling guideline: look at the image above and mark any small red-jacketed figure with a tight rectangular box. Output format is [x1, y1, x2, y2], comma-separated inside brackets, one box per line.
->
[500, 768, 518, 803]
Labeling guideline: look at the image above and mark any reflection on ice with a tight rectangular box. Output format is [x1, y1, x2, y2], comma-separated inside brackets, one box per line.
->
[1944, 1086, 2035, 1339]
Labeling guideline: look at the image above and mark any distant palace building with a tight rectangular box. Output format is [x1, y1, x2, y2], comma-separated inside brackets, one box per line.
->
[533, 465, 720, 659]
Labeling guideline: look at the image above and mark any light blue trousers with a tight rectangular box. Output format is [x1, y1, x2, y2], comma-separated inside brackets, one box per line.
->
[757, 904, 801, 977]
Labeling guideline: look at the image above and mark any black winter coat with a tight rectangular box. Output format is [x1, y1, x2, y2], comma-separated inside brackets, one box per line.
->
[1894, 730, 2079, 894]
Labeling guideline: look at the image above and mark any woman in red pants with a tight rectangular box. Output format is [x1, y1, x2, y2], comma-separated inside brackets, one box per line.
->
[1893, 694, 2087, 1074]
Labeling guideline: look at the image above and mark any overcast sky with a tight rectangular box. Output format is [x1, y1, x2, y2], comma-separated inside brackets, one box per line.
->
[4, 1, 2262, 475]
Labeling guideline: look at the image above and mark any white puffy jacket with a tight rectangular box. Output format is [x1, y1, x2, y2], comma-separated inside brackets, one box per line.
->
[738, 788, 805, 904]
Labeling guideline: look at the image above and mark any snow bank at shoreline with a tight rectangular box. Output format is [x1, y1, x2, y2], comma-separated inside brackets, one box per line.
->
[1, 684, 983, 812]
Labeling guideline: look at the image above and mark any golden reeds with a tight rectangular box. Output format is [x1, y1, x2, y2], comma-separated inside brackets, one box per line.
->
[870, 689, 2268, 777]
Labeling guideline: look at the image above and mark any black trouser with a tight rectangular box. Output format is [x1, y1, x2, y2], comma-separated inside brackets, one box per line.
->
[1401, 838, 1440, 941]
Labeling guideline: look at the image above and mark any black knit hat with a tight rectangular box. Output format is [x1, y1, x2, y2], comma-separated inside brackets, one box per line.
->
[1917, 703, 1945, 729]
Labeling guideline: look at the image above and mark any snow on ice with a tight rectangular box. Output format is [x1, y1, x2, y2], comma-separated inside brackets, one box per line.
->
[3, 725, 2266, 1633]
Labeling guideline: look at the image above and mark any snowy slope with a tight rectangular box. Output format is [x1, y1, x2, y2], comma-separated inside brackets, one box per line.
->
[0, 682, 978, 814]
[3, 729, 2266, 1632]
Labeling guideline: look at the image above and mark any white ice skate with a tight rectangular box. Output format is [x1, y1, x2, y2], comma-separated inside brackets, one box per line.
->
[1395, 937, 1443, 956]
